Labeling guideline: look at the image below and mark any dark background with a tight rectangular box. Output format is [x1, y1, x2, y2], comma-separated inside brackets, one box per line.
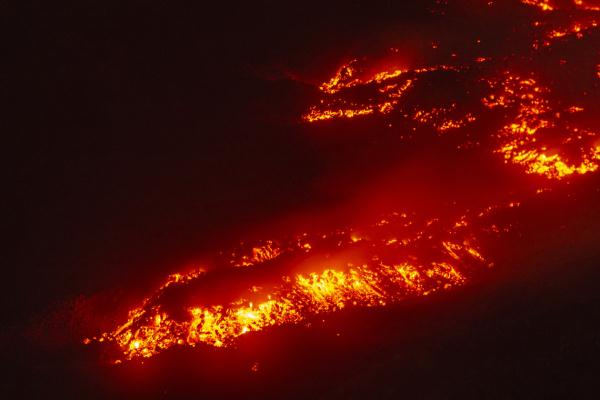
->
[9, 0, 441, 324]
[4, 0, 600, 398]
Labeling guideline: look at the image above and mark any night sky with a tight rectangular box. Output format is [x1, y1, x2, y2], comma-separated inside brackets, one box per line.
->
[4, 1, 600, 398]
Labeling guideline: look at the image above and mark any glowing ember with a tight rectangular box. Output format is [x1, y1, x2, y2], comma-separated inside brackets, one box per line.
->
[230, 240, 282, 267]
[413, 106, 477, 133]
[522, 0, 555, 11]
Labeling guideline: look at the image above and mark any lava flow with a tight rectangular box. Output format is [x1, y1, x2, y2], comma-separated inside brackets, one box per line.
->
[88, 205, 506, 361]
[86, 0, 600, 363]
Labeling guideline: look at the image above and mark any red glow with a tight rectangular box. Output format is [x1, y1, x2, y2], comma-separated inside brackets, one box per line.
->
[85, 0, 600, 364]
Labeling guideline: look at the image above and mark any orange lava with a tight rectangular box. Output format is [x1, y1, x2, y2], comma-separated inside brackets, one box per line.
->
[86, 0, 600, 362]
[88, 208, 501, 362]
[522, 0, 600, 11]
[484, 73, 599, 179]
[303, 0, 599, 180]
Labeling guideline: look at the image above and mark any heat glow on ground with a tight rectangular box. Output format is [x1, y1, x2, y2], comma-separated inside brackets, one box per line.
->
[87, 0, 600, 363]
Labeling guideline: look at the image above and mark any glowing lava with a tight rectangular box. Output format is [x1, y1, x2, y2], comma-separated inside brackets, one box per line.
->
[303, 0, 599, 179]
[87, 0, 600, 362]
[522, 0, 600, 12]
[88, 207, 502, 362]
[484, 73, 600, 179]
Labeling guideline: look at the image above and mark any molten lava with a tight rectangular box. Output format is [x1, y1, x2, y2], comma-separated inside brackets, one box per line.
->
[88, 206, 504, 361]
[87, 0, 600, 363]
[303, 0, 599, 179]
